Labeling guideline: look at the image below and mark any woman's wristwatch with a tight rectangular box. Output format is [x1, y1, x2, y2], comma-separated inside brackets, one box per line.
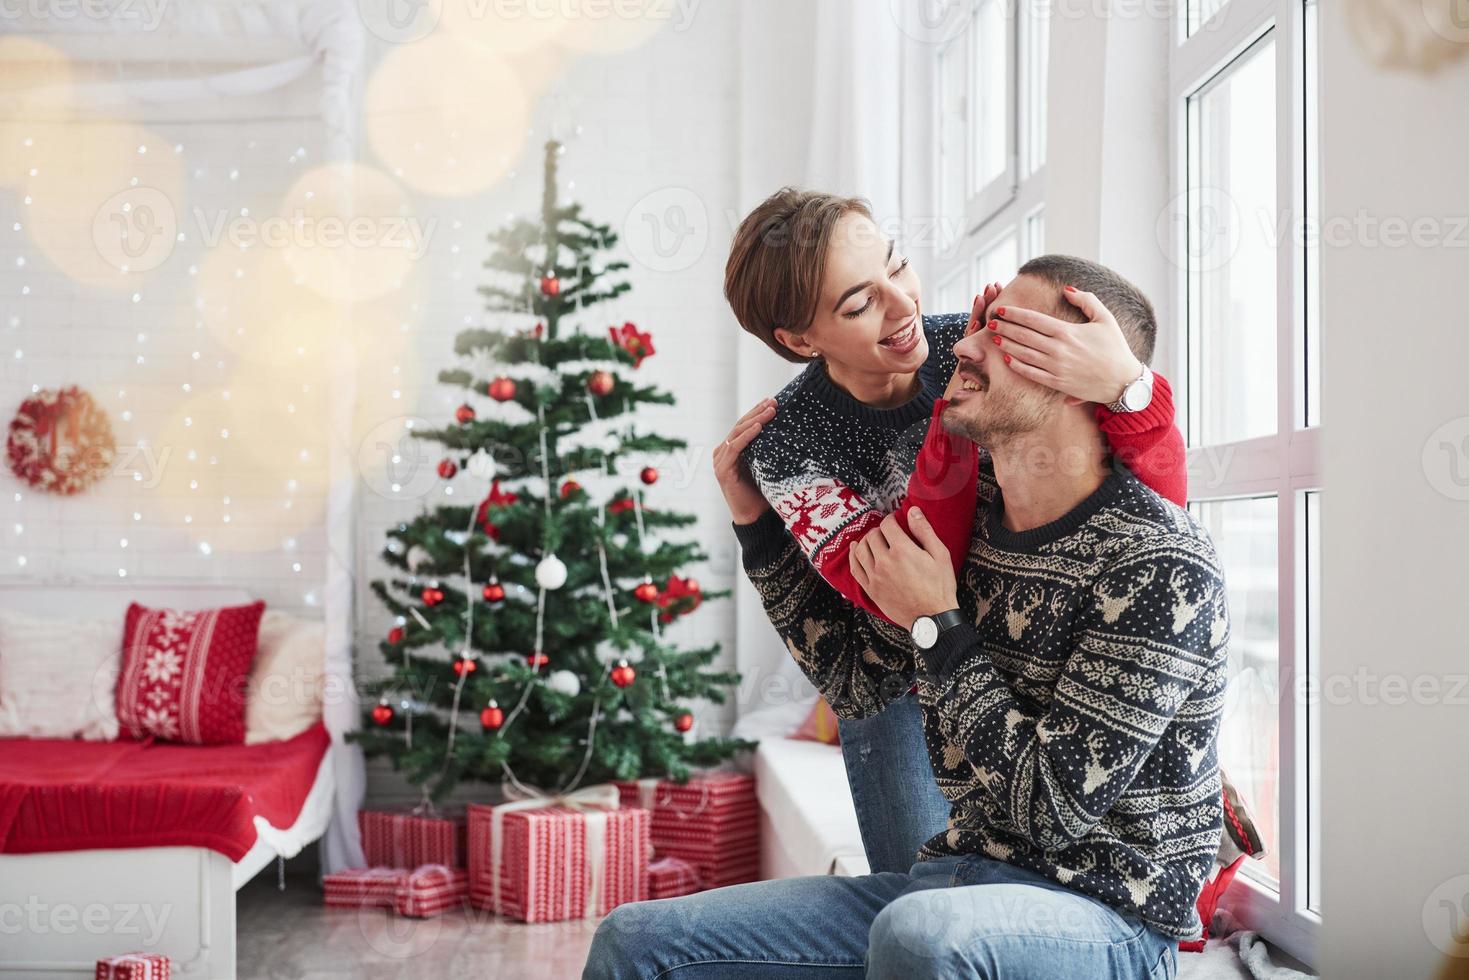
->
[911, 609, 966, 650]
[1108, 364, 1154, 413]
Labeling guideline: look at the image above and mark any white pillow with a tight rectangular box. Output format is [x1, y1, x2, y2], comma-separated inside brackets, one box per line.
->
[0, 610, 123, 740]
[244, 610, 325, 744]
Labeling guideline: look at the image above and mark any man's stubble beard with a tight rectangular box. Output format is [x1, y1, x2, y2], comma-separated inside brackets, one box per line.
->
[942, 383, 1062, 454]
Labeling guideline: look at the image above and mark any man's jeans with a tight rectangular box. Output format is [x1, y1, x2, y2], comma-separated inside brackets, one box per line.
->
[836, 691, 950, 874]
[583, 854, 1178, 979]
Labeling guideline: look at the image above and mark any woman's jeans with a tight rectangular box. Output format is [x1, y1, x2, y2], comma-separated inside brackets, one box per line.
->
[835, 690, 950, 873]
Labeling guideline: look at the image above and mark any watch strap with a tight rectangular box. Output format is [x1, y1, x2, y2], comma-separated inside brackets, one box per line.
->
[1108, 363, 1153, 414]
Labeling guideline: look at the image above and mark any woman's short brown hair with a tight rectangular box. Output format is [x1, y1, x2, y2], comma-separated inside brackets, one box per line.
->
[724, 188, 873, 364]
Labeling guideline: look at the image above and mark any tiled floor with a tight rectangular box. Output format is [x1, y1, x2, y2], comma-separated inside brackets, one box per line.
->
[237, 871, 600, 979]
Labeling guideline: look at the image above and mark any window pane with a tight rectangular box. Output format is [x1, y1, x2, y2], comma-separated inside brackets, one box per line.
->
[1022, 0, 1048, 175]
[1305, 490, 1321, 912]
[971, 0, 1008, 191]
[1189, 38, 1277, 445]
[1193, 495, 1281, 885]
[1187, 0, 1231, 36]
[1305, 0, 1321, 426]
[938, 267, 969, 318]
[1024, 210, 1045, 262]
[939, 31, 968, 246]
[975, 232, 1017, 289]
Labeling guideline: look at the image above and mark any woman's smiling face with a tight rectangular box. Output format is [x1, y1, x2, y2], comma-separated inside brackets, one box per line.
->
[774, 211, 926, 385]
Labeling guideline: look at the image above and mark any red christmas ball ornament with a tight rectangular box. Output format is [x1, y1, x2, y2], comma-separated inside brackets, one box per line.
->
[633, 579, 659, 603]
[437, 459, 458, 479]
[453, 656, 477, 677]
[387, 626, 405, 645]
[455, 404, 476, 425]
[487, 377, 517, 402]
[560, 479, 581, 499]
[480, 700, 505, 731]
[587, 370, 615, 397]
[674, 712, 694, 733]
[482, 579, 506, 603]
[371, 700, 395, 726]
[610, 659, 636, 689]
[422, 587, 445, 607]
[640, 466, 659, 486]
[526, 650, 550, 669]
[659, 611, 674, 624]
[540, 274, 560, 297]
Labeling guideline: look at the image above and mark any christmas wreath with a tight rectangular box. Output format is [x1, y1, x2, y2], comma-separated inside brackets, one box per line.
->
[6, 386, 116, 495]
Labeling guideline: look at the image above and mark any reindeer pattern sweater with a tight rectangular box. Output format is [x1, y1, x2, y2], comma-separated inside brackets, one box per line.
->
[734, 464, 1230, 940]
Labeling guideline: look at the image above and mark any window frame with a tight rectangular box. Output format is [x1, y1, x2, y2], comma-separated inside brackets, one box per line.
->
[1167, 0, 1321, 964]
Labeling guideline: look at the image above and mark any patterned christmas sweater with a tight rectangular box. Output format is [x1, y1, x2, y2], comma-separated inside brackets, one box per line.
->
[742, 311, 1188, 623]
[734, 464, 1230, 940]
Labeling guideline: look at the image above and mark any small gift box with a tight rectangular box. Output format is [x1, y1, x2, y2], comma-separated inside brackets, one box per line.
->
[616, 772, 759, 888]
[467, 785, 651, 923]
[94, 954, 169, 980]
[395, 864, 469, 918]
[648, 856, 701, 900]
[322, 867, 405, 908]
[358, 806, 467, 869]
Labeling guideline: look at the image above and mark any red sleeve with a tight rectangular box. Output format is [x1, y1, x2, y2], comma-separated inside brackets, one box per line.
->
[1095, 371, 1188, 507]
[805, 400, 975, 626]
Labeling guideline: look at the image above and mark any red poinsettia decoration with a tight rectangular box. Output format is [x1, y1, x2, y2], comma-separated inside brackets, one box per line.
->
[608, 322, 655, 368]
[656, 574, 703, 620]
[475, 479, 520, 539]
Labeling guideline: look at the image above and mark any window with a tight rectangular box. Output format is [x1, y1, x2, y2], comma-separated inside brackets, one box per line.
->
[1170, 0, 1320, 963]
[928, 0, 1047, 311]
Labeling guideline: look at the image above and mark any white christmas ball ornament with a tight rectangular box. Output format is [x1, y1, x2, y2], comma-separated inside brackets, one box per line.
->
[546, 670, 581, 697]
[467, 450, 497, 480]
[535, 553, 568, 590]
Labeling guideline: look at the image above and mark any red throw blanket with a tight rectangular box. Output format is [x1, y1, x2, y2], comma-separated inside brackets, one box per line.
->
[0, 723, 330, 861]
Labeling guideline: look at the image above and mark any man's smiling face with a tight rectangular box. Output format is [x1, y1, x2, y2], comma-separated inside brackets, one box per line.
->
[942, 274, 1067, 448]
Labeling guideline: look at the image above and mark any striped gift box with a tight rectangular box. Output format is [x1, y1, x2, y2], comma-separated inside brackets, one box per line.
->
[322, 867, 405, 908]
[467, 801, 650, 923]
[647, 856, 701, 900]
[358, 808, 467, 869]
[95, 953, 169, 980]
[395, 865, 469, 918]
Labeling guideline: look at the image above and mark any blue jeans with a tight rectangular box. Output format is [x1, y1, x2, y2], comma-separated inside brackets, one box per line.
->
[583, 854, 1177, 979]
[837, 691, 951, 874]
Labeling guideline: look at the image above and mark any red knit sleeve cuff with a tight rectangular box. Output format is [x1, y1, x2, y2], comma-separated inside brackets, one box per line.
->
[1096, 371, 1175, 436]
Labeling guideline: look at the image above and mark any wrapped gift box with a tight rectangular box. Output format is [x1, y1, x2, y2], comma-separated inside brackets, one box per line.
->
[358, 807, 467, 869]
[467, 798, 650, 923]
[395, 864, 470, 918]
[615, 772, 759, 888]
[95, 954, 169, 980]
[323, 867, 405, 908]
[648, 856, 701, 900]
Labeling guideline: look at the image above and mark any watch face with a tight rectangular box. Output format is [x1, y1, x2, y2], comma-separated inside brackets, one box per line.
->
[1122, 379, 1151, 412]
[911, 616, 938, 649]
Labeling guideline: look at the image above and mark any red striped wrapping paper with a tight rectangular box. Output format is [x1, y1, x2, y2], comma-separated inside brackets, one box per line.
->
[358, 808, 467, 869]
[322, 867, 405, 908]
[467, 799, 650, 923]
[95, 954, 170, 980]
[395, 864, 470, 918]
[648, 856, 701, 900]
[615, 773, 760, 889]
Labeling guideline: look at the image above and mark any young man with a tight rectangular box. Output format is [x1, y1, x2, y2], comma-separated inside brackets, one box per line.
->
[583, 256, 1230, 980]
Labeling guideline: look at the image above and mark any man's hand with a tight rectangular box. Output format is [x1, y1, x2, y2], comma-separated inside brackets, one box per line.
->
[713, 398, 776, 525]
[850, 508, 959, 630]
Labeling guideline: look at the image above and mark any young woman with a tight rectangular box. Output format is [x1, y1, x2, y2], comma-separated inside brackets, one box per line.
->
[712, 188, 1186, 875]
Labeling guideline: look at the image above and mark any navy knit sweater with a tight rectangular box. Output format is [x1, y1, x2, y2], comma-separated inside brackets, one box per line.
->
[735, 463, 1230, 940]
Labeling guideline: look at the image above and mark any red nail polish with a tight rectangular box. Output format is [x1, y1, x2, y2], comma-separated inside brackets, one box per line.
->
[992, 336, 1001, 345]
[1064, 285, 1076, 293]
[987, 319, 998, 330]
[995, 307, 1005, 317]
[1004, 353, 1012, 364]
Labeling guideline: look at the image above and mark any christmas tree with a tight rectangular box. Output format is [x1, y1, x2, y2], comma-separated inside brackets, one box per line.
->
[354, 140, 753, 798]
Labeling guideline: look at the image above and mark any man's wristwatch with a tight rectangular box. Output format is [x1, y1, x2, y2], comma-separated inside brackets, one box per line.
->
[1108, 363, 1154, 414]
[911, 609, 966, 650]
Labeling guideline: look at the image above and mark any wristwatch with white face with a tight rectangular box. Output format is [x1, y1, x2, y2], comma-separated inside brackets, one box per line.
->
[1108, 364, 1154, 414]
[911, 609, 966, 650]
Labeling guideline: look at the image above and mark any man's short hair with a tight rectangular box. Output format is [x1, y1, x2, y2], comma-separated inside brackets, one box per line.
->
[1017, 254, 1157, 365]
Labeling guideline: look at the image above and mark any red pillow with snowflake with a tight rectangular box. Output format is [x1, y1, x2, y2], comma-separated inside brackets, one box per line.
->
[116, 601, 266, 744]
